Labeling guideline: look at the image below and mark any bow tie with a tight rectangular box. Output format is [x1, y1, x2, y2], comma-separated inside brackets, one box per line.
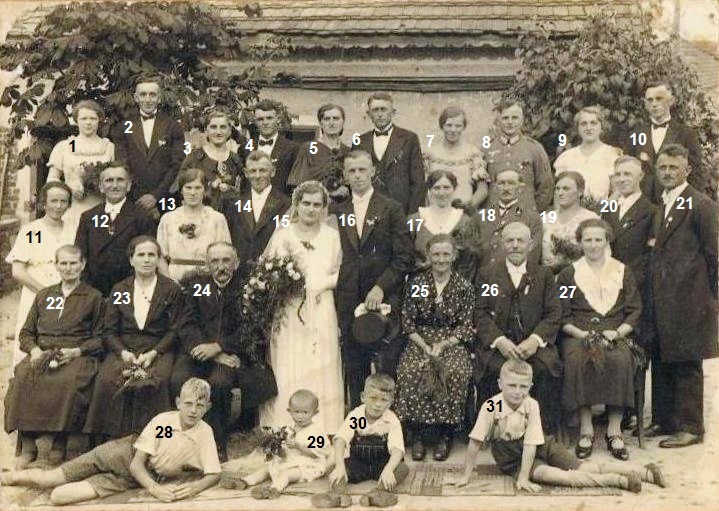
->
[652, 120, 670, 129]
[141, 113, 156, 121]
[374, 129, 390, 137]
[258, 139, 273, 146]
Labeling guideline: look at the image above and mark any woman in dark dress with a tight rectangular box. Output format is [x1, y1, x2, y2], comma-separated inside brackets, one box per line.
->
[557, 218, 641, 461]
[84, 236, 182, 439]
[5, 245, 104, 468]
[395, 234, 475, 462]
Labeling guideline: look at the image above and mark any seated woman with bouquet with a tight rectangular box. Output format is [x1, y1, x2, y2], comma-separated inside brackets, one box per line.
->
[4, 245, 105, 468]
[84, 236, 183, 439]
[557, 219, 642, 461]
[394, 234, 475, 461]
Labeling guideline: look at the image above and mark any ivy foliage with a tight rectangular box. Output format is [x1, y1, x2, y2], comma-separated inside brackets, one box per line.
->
[0, 1, 289, 170]
[508, 10, 718, 197]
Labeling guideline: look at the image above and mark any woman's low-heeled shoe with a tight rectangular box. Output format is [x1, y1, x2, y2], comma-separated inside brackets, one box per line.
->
[575, 435, 594, 459]
[606, 435, 630, 461]
[433, 435, 451, 461]
[411, 438, 426, 461]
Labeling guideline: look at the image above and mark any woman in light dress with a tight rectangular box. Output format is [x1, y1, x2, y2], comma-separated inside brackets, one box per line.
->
[46, 100, 115, 229]
[157, 168, 231, 283]
[5, 182, 77, 366]
[424, 106, 488, 209]
[259, 181, 344, 434]
[553, 106, 622, 201]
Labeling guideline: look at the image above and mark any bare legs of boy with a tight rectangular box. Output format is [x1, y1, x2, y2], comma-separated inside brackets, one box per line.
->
[531, 461, 666, 492]
[232, 466, 304, 499]
[0, 467, 99, 505]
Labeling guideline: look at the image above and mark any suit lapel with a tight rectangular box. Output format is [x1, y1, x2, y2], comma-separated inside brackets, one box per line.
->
[380, 128, 404, 165]
[342, 202, 360, 252]
[98, 201, 132, 251]
[236, 191, 254, 232]
[146, 114, 166, 161]
[143, 276, 165, 328]
[658, 187, 690, 242]
[359, 194, 382, 248]
[255, 190, 279, 232]
[130, 113, 149, 155]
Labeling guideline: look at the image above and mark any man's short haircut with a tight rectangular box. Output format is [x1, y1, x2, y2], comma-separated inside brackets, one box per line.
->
[657, 143, 689, 161]
[364, 373, 396, 396]
[500, 359, 533, 381]
[613, 155, 643, 173]
[99, 160, 131, 179]
[556, 170, 586, 195]
[289, 389, 319, 411]
[502, 221, 531, 240]
[645, 81, 673, 95]
[179, 377, 211, 402]
[367, 92, 394, 107]
[438, 106, 467, 128]
[254, 99, 279, 113]
[494, 97, 524, 114]
[426, 169, 458, 189]
[55, 244, 84, 263]
[246, 150, 274, 167]
[344, 149, 374, 167]
[206, 241, 238, 258]
[575, 217, 614, 244]
[495, 168, 525, 183]
[134, 73, 163, 89]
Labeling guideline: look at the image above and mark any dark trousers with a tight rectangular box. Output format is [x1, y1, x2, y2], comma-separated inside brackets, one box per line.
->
[651, 356, 704, 435]
[342, 337, 405, 409]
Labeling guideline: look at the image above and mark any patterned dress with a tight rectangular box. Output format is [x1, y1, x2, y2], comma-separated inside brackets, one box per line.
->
[423, 142, 488, 204]
[395, 270, 475, 427]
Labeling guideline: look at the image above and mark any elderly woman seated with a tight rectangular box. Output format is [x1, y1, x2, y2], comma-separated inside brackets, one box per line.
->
[557, 219, 642, 461]
[4, 245, 105, 468]
[394, 234, 475, 461]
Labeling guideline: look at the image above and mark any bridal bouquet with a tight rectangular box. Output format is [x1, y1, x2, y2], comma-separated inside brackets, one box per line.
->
[113, 363, 159, 400]
[240, 255, 306, 364]
[258, 426, 290, 461]
[80, 161, 105, 194]
[551, 234, 583, 263]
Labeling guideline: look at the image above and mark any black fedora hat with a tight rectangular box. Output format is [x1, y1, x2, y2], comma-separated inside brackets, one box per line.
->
[352, 310, 400, 346]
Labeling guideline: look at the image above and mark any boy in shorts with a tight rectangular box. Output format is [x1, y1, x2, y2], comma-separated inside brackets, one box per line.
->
[312, 373, 410, 508]
[1, 378, 221, 505]
[454, 360, 666, 492]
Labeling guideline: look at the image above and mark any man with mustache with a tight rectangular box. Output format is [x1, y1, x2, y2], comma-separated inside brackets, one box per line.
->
[171, 242, 277, 458]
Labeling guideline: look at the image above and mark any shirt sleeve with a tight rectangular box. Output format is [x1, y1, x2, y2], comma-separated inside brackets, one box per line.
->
[46, 142, 66, 181]
[523, 400, 545, 446]
[469, 403, 494, 442]
[334, 414, 356, 450]
[198, 425, 221, 474]
[5, 228, 32, 264]
[387, 414, 405, 455]
[134, 415, 161, 456]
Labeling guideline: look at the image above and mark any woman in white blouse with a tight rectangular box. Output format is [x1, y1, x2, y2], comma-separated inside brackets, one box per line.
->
[553, 106, 622, 201]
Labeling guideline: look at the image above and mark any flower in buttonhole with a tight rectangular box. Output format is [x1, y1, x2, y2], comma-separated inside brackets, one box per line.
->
[256, 280, 266, 290]
[286, 262, 294, 271]
[265, 262, 273, 270]
[249, 277, 257, 286]
[292, 272, 301, 281]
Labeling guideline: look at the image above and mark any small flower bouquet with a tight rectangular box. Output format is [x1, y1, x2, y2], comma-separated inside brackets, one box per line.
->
[418, 354, 449, 401]
[320, 150, 350, 203]
[580, 195, 604, 215]
[211, 161, 235, 192]
[31, 348, 62, 373]
[551, 234, 583, 262]
[240, 255, 306, 364]
[81, 161, 105, 194]
[178, 223, 198, 239]
[258, 426, 290, 461]
[113, 363, 159, 399]
[582, 330, 612, 372]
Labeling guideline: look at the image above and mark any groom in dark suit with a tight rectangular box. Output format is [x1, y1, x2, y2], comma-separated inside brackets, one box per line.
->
[75, 162, 156, 296]
[334, 150, 414, 407]
[625, 83, 707, 202]
[110, 74, 185, 218]
[353, 93, 425, 214]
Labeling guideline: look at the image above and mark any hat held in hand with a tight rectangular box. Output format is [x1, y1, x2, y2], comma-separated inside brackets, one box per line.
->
[352, 303, 398, 345]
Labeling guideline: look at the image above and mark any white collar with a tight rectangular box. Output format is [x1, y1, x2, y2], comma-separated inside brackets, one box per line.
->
[498, 199, 519, 210]
[573, 257, 624, 316]
[374, 124, 394, 135]
[352, 187, 374, 204]
[134, 275, 158, 298]
[661, 182, 689, 205]
[651, 116, 671, 127]
[500, 134, 522, 145]
[259, 132, 278, 144]
[505, 260, 527, 274]
[251, 185, 272, 200]
[105, 197, 127, 212]
[619, 191, 642, 208]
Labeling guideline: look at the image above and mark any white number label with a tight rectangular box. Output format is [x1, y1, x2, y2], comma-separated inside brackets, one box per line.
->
[273, 214, 290, 227]
[426, 134, 434, 147]
[407, 218, 424, 232]
[183, 142, 192, 155]
[113, 291, 131, 305]
[158, 198, 176, 211]
[480, 283, 499, 297]
[600, 199, 618, 213]
[193, 283, 212, 297]
[92, 214, 110, 228]
[235, 200, 252, 212]
[675, 197, 692, 210]
[477, 208, 496, 221]
[338, 213, 356, 227]
[352, 133, 361, 146]
[540, 211, 557, 224]
[245, 139, 254, 151]
[124, 121, 133, 134]
[630, 132, 646, 146]
[46, 296, 65, 310]
[558, 134, 567, 146]
[411, 284, 430, 298]
[309, 141, 318, 155]
[482, 136, 491, 149]
[559, 285, 577, 299]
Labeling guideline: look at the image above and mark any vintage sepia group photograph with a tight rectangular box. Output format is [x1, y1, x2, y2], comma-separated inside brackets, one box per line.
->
[0, 0, 717, 510]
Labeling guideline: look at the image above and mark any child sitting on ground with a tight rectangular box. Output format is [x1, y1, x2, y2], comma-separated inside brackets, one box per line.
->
[453, 360, 666, 493]
[228, 389, 330, 499]
[1, 378, 221, 505]
[312, 373, 410, 509]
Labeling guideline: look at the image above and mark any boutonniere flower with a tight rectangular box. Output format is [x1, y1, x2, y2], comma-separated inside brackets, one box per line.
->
[158, 139, 167, 147]
[522, 276, 535, 296]
[365, 216, 379, 227]
[666, 216, 673, 225]
[647, 238, 656, 247]
[389, 150, 404, 166]
[639, 152, 650, 162]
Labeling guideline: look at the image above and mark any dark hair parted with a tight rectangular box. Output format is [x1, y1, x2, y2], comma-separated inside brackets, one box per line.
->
[657, 143, 689, 161]
[575, 218, 614, 243]
[438, 106, 467, 128]
[426, 169, 459, 189]
[39, 181, 73, 209]
[127, 235, 162, 259]
[177, 167, 208, 191]
[555, 170, 586, 195]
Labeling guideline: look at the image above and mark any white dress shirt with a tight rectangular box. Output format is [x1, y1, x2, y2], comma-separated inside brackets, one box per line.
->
[133, 276, 158, 330]
[141, 110, 157, 148]
[650, 116, 670, 153]
[373, 124, 393, 161]
[661, 181, 689, 219]
[257, 133, 278, 157]
[251, 185, 272, 223]
[352, 187, 374, 238]
[105, 197, 126, 222]
[618, 191, 642, 220]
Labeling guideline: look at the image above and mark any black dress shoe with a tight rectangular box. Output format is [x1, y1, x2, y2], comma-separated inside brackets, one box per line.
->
[659, 431, 702, 448]
[606, 435, 630, 461]
[433, 435, 451, 461]
[634, 423, 672, 438]
[411, 438, 426, 461]
[575, 435, 594, 459]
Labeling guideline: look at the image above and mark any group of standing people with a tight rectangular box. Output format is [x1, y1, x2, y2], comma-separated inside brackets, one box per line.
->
[3, 75, 716, 488]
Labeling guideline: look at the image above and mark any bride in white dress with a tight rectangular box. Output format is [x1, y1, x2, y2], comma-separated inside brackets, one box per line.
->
[259, 181, 345, 434]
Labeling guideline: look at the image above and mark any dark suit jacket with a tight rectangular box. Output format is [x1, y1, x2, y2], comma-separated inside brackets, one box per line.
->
[474, 261, 562, 380]
[178, 273, 245, 357]
[355, 127, 426, 214]
[251, 136, 299, 194]
[104, 274, 182, 356]
[603, 195, 656, 290]
[333, 192, 414, 332]
[477, 202, 542, 268]
[650, 184, 718, 362]
[223, 187, 290, 267]
[111, 110, 185, 202]
[625, 119, 706, 202]
[75, 201, 157, 296]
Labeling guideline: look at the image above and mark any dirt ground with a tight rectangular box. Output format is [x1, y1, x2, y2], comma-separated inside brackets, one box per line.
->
[0, 288, 717, 511]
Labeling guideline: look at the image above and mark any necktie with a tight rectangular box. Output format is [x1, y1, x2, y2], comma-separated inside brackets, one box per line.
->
[258, 139, 273, 146]
[652, 121, 669, 129]
[141, 113, 155, 121]
[374, 129, 389, 137]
